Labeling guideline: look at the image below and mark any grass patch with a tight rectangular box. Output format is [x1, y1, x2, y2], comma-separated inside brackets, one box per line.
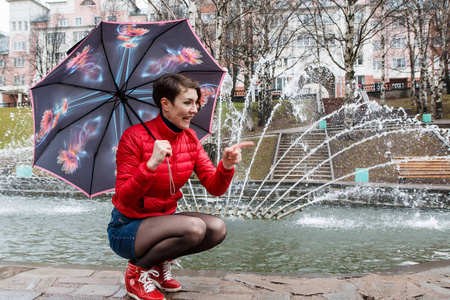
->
[384, 94, 450, 119]
[0, 107, 33, 149]
[329, 130, 449, 184]
[235, 136, 277, 180]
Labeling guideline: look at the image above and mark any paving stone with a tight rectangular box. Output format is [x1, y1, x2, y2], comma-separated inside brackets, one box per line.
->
[0, 276, 40, 290]
[221, 283, 256, 294]
[332, 282, 358, 292]
[292, 295, 327, 300]
[290, 282, 326, 296]
[0, 266, 35, 280]
[224, 274, 282, 292]
[39, 295, 104, 300]
[75, 284, 120, 297]
[111, 287, 127, 298]
[370, 282, 398, 298]
[35, 277, 57, 291]
[45, 286, 77, 294]
[177, 275, 222, 285]
[92, 270, 123, 278]
[18, 268, 94, 278]
[323, 291, 364, 300]
[405, 282, 425, 299]
[0, 290, 42, 299]
[169, 292, 252, 300]
[57, 276, 119, 285]
[179, 282, 220, 293]
[421, 282, 450, 295]
[257, 291, 291, 300]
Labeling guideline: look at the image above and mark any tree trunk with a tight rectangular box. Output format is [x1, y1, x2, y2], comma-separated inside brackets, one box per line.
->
[257, 61, 273, 126]
[343, 0, 356, 129]
[380, 0, 386, 106]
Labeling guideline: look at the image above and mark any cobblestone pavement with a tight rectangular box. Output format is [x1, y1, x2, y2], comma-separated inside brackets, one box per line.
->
[2, 260, 450, 299]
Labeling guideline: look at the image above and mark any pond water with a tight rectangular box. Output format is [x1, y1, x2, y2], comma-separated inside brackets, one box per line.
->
[1, 194, 449, 274]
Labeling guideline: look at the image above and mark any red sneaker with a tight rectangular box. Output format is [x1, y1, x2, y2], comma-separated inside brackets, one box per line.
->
[125, 261, 166, 300]
[149, 260, 182, 292]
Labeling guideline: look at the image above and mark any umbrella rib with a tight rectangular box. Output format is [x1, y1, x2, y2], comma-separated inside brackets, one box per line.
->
[100, 22, 122, 94]
[56, 95, 116, 134]
[88, 97, 122, 196]
[32, 82, 116, 95]
[120, 20, 186, 91]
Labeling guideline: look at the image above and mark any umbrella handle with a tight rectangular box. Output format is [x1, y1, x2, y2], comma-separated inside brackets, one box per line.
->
[167, 158, 176, 195]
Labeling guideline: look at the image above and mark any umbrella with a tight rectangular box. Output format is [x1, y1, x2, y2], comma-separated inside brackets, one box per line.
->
[31, 19, 225, 197]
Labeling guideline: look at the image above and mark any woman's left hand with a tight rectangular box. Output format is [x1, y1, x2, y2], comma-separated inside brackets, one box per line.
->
[222, 141, 255, 170]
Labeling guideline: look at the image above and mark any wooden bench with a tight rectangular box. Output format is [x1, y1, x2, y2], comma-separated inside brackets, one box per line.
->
[393, 156, 450, 183]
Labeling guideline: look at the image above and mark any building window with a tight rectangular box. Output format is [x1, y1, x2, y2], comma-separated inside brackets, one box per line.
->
[46, 33, 66, 45]
[298, 14, 313, 25]
[414, 57, 422, 68]
[357, 75, 365, 86]
[13, 57, 25, 67]
[373, 61, 382, 70]
[11, 21, 15, 31]
[373, 41, 381, 50]
[13, 75, 25, 86]
[59, 18, 68, 27]
[354, 54, 363, 66]
[107, 15, 117, 22]
[392, 57, 406, 69]
[73, 31, 89, 43]
[13, 41, 26, 51]
[433, 35, 442, 47]
[392, 16, 406, 27]
[75, 17, 82, 26]
[276, 58, 288, 67]
[47, 52, 65, 63]
[355, 11, 364, 23]
[24, 21, 28, 30]
[0, 77, 5, 86]
[81, 0, 95, 5]
[0, 59, 5, 68]
[94, 16, 101, 25]
[18, 21, 22, 31]
[297, 35, 315, 47]
[274, 77, 289, 91]
[391, 37, 406, 48]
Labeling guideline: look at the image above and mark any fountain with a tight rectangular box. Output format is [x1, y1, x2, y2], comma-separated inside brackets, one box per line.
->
[0, 64, 449, 273]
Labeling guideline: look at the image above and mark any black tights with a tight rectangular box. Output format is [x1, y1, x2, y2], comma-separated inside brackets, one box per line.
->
[133, 212, 227, 269]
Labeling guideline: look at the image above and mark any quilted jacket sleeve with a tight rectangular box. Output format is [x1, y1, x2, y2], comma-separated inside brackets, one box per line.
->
[194, 141, 234, 196]
[114, 128, 156, 207]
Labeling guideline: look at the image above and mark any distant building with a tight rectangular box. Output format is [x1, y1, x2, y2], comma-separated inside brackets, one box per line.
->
[1, 0, 147, 107]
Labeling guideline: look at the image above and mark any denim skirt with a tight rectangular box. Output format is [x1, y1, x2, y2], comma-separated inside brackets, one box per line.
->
[107, 207, 144, 260]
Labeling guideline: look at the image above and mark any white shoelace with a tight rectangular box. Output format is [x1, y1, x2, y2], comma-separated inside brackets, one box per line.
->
[139, 269, 159, 293]
[163, 259, 182, 281]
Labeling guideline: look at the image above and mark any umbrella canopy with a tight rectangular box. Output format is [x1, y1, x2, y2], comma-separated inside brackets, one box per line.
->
[31, 19, 225, 197]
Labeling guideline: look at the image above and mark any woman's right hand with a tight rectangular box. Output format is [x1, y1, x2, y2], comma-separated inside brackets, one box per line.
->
[147, 140, 172, 170]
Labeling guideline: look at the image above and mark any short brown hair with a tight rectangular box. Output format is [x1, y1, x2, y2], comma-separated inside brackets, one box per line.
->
[153, 74, 202, 109]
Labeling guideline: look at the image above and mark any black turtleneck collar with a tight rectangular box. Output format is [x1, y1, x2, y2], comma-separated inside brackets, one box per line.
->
[160, 111, 183, 133]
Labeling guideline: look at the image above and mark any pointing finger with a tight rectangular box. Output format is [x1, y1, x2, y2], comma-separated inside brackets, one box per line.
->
[232, 141, 255, 150]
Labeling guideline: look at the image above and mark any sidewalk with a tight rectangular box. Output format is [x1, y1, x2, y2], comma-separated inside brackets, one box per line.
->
[2, 260, 450, 299]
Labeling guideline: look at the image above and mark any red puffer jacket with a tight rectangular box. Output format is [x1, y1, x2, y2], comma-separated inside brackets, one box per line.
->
[112, 114, 234, 219]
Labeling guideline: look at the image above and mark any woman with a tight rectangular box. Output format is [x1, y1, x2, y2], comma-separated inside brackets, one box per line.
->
[107, 73, 253, 300]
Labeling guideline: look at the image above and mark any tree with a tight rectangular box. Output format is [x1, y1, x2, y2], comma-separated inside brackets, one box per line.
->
[249, 0, 305, 126]
[429, 0, 449, 119]
[299, 0, 398, 128]
[404, 0, 436, 115]
[29, 14, 67, 83]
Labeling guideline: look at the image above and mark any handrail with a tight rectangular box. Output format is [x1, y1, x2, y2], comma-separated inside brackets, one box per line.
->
[270, 132, 283, 180]
[324, 127, 335, 181]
